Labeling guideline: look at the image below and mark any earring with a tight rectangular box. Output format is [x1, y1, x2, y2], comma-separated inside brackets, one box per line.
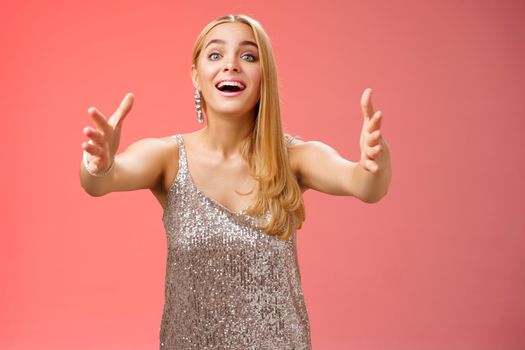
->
[194, 88, 204, 124]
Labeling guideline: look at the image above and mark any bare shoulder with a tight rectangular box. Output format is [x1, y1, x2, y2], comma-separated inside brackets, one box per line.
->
[285, 135, 339, 168]
[285, 134, 353, 193]
[156, 135, 180, 192]
[285, 134, 332, 150]
[285, 134, 310, 172]
[124, 135, 177, 151]
[122, 135, 179, 165]
[120, 135, 180, 189]
[157, 135, 180, 165]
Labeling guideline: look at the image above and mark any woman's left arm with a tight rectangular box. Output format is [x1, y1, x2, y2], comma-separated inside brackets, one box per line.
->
[290, 88, 392, 203]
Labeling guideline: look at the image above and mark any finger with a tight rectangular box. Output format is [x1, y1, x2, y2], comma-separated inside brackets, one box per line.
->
[367, 130, 381, 147]
[365, 159, 379, 173]
[85, 156, 103, 173]
[83, 126, 105, 145]
[87, 107, 112, 135]
[367, 110, 382, 133]
[109, 92, 134, 129]
[366, 144, 382, 159]
[360, 88, 375, 121]
[82, 141, 104, 157]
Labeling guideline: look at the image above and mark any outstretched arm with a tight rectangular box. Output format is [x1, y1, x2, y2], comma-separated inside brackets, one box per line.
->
[79, 93, 169, 197]
[290, 88, 391, 203]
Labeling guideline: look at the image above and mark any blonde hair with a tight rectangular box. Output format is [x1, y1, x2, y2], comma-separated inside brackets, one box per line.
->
[191, 14, 305, 240]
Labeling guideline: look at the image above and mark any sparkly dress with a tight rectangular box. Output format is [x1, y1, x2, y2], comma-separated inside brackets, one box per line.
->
[160, 134, 312, 350]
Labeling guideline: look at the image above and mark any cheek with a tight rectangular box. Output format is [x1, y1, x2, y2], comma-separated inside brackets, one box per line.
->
[198, 70, 213, 88]
[196, 61, 217, 89]
[250, 70, 262, 95]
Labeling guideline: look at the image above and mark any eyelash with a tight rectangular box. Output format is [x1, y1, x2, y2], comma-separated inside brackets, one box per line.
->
[208, 52, 257, 62]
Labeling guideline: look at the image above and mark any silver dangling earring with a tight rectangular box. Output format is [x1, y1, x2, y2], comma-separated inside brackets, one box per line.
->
[194, 88, 204, 124]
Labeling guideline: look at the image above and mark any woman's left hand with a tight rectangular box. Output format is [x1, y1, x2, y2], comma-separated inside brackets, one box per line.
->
[359, 88, 390, 174]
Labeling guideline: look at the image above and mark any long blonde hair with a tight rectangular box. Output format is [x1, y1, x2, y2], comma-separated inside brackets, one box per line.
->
[191, 14, 305, 240]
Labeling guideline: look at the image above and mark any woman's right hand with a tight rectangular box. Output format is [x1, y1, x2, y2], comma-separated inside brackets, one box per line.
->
[82, 93, 135, 174]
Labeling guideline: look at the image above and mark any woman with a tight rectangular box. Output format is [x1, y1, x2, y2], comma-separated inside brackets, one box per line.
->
[80, 14, 391, 350]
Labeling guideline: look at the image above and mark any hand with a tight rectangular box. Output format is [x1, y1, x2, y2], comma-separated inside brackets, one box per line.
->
[359, 88, 390, 174]
[82, 93, 135, 174]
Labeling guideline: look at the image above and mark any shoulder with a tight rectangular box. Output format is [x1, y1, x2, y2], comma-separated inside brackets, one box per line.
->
[158, 134, 180, 149]
[284, 134, 319, 179]
[284, 134, 331, 150]
[285, 134, 338, 165]
[135, 135, 181, 194]
[285, 135, 346, 185]
[126, 135, 177, 149]
[157, 134, 180, 164]
[122, 135, 181, 170]
[124, 135, 179, 161]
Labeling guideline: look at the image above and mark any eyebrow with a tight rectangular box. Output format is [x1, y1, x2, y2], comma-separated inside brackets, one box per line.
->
[204, 39, 258, 50]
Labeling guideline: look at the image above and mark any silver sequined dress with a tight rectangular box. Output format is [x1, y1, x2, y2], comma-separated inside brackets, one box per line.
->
[160, 134, 312, 349]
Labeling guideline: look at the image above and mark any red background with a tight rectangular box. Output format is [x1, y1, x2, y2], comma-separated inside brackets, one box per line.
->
[1, 0, 524, 349]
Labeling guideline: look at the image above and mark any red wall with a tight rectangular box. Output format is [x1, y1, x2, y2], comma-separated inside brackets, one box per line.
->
[1, 0, 524, 349]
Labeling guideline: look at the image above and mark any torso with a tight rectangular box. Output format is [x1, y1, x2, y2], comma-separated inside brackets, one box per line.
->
[151, 132, 305, 210]
[159, 134, 312, 348]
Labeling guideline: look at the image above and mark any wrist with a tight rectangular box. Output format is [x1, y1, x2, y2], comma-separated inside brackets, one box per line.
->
[82, 151, 114, 176]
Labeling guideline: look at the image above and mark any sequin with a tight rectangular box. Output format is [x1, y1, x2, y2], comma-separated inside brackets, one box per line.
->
[159, 134, 312, 349]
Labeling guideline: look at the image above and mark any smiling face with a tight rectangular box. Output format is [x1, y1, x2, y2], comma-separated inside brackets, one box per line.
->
[191, 22, 262, 119]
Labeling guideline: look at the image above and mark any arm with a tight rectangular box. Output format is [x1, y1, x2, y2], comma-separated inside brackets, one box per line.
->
[80, 137, 170, 196]
[289, 88, 392, 203]
[79, 93, 171, 196]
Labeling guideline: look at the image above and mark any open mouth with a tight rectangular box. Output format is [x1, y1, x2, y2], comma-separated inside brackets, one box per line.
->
[215, 80, 246, 93]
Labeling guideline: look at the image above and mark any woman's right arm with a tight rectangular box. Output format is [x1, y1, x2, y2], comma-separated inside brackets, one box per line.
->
[79, 93, 168, 197]
[80, 138, 169, 196]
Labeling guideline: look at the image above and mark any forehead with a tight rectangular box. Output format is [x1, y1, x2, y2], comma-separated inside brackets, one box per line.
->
[204, 22, 256, 46]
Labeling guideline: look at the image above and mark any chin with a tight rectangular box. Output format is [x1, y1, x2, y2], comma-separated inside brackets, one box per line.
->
[212, 108, 255, 118]
[207, 101, 258, 118]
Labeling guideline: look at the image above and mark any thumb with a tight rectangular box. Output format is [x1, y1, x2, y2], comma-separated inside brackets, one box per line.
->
[109, 92, 135, 129]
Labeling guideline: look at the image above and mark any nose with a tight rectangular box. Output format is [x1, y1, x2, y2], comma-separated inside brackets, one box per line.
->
[223, 58, 240, 72]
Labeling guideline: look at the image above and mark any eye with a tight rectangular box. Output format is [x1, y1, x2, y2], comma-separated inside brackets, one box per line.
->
[208, 52, 221, 61]
[242, 53, 257, 62]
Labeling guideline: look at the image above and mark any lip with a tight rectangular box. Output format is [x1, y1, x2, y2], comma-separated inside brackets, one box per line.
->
[218, 90, 244, 97]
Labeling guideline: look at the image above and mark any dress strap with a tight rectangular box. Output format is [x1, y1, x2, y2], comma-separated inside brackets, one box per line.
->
[172, 134, 188, 176]
[284, 134, 299, 147]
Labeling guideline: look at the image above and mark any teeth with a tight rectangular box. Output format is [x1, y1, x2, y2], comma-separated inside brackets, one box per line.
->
[216, 81, 245, 90]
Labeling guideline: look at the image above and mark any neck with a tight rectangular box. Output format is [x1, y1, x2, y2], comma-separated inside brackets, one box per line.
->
[200, 109, 256, 158]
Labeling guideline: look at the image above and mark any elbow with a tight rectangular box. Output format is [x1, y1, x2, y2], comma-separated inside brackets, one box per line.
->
[79, 174, 108, 197]
[80, 182, 107, 197]
[361, 195, 380, 204]
[360, 188, 388, 204]
[361, 174, 392, 203]
[87, 189, 107, 197]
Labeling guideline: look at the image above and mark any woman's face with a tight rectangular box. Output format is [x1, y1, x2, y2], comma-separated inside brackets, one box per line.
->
[191, 22, 262, 119]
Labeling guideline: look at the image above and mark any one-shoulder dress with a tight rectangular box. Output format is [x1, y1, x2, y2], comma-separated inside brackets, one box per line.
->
[160, 134, 312, 349]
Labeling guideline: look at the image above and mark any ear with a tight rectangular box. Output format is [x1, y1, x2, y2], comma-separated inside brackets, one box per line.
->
[190, 64, 199, 90]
